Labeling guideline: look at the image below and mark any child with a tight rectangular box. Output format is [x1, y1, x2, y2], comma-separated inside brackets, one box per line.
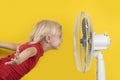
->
[0, 20, 63, 80]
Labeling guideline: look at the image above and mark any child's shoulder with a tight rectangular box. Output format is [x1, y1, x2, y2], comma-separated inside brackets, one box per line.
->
[19, 42, 44, 53]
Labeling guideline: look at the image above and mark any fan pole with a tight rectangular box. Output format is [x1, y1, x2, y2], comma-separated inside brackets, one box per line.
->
[94, 51, 106, 80]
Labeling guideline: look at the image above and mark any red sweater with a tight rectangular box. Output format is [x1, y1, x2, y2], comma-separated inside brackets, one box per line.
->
[0, 42, 44, 80]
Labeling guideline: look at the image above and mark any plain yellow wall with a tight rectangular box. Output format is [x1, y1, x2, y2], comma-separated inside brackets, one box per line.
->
[0, 0, 119, 80]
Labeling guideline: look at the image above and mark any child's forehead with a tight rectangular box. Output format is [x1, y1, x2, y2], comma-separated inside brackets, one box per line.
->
[52, 31, 62, 37]
[57, 30, 62, 35]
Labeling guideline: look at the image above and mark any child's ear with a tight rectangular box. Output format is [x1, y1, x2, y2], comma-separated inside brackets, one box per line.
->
[45, 35, 51, 43]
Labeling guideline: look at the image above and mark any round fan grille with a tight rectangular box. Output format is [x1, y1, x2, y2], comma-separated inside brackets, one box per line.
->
[74, 12, 93, 72]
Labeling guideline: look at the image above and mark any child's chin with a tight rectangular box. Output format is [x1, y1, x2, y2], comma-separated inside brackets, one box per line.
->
[54, 46, 59, 49]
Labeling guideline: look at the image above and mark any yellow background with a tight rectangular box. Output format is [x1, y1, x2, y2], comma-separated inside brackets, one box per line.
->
[0, 0, 119, 80]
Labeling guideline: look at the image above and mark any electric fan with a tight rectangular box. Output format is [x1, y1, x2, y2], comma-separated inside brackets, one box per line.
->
[74, 12, 110, 80]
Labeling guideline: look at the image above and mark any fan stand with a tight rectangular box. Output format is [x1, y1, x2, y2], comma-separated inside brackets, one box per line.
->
[94, 51, 105, 80]
[92, 33, 110, 80]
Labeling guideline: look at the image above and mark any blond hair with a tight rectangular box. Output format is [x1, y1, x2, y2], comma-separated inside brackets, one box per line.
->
[29, 20, 62, 43]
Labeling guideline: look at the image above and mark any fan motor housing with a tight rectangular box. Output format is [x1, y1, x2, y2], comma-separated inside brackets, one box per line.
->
[93, 33, 110, 50]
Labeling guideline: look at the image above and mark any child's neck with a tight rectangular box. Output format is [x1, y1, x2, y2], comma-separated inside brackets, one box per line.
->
[40, 42, 52, 52]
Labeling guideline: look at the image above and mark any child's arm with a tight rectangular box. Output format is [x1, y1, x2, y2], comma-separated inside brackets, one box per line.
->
[5, 47, 37, 65]
[0, 42, 19, 51]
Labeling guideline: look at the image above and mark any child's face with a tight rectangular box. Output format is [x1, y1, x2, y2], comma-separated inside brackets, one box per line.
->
[49, 31, 63, 49]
